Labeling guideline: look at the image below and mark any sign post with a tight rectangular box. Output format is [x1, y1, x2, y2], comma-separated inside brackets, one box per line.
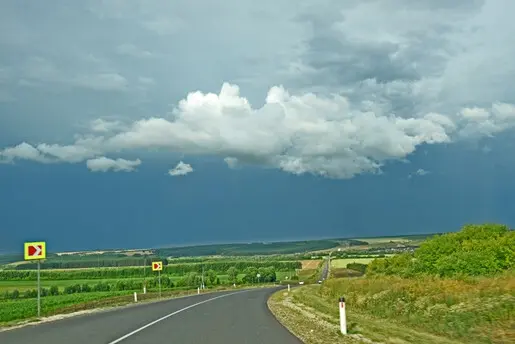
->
[24, 241, 46, 317]
[152, 261, 163, 298]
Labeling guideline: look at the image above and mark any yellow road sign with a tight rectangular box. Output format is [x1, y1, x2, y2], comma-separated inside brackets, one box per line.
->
[24, 241, 46, 260]
[152, 261, 163, 271]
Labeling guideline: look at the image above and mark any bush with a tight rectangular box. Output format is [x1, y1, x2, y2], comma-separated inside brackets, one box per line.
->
[367, 223, 515, 278]
[49, 285, 59, 296]
[346, 263, 367, 274]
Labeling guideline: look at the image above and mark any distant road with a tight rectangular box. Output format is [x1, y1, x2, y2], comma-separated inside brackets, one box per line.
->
[320, 257, 330, 281]
[0, 287, 301, 344]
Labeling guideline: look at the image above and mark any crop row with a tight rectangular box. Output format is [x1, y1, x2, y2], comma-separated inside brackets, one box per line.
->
[1, 261, 300, 280]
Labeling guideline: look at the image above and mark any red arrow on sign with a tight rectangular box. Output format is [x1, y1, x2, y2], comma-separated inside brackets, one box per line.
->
[153, 263, 159, 269]
[28, 245, 43, 257]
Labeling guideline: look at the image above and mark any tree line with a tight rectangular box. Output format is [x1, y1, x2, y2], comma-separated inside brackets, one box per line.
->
[2, 265, 281, 300]
[366, 223, 514, 277]
[11, 256, 169, 270]
[0, 261, 300, 281]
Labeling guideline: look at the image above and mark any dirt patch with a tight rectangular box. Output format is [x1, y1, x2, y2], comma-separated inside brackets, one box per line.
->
[301, 260, 322, 269]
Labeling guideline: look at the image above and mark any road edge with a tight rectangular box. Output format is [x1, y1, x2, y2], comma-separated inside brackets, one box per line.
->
[265, 286, 306, 343]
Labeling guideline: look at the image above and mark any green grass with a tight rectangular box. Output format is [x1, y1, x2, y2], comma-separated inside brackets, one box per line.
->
[0, 270, 297, 293]
[0, 291, 133, 323]
[0, 276, 184, 292]
[353, 237, 411, 244]
[330, 258, 378, 268]
[279, 272, 515, 344]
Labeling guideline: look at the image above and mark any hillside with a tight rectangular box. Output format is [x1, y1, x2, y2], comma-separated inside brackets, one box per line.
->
[268, 223, 515, 344]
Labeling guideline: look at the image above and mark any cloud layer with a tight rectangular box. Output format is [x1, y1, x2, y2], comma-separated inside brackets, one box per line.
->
[1, 0, 514, 178]
[1, 83, 515, 178]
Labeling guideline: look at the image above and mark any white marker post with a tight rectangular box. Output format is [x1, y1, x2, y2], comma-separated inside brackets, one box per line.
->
[197, 287, 200, 294]
[339, 297, 347, 335]
[287, 284, 290, 292]
[143, 286, 147, 294]
[134, 292, 138, 302]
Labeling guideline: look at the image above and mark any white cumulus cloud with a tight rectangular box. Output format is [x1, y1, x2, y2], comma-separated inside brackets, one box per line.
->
[86, 157, 141, 172]
[2, 83, 515, 178]
[168, 161, 193, 176]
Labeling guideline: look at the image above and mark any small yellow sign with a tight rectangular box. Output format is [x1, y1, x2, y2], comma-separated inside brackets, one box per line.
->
[24, 241, 46, 260]
[152, 261, 163, 271]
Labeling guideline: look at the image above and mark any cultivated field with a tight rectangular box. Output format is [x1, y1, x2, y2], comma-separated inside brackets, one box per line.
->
[330, 257, 378, 268]
[0, 258, 299, 324]
[301, 260, 321, 269]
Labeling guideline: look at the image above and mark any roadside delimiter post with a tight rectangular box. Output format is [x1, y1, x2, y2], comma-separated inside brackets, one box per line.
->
[339, 296, 347, 335]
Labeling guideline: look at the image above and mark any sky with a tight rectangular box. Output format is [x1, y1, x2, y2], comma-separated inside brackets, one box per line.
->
[1, 0, 515, 253]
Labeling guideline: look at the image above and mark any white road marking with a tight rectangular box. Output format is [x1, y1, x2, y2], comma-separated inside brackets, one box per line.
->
[107, 290, 250, 344]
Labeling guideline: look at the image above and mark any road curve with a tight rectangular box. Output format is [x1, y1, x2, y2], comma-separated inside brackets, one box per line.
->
[0, 287, 302, 344]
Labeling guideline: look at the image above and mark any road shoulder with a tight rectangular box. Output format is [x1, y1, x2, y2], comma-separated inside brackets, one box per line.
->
[267, 285, 466, 344]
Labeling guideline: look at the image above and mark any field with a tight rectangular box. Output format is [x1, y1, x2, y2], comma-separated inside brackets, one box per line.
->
[0, 256, 299, 324]
[351, 233, 435, 245]
[0, 275, 228, 292]
[330, 258, 378, 268]
[301, 260, 322, 269]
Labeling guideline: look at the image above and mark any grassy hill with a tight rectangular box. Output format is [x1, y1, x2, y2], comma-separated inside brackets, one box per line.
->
[269, 223, 515, 344]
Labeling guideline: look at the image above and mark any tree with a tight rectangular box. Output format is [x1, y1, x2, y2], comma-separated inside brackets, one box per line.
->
[227, 267, 238, 283]
[207, 270, 217, 285]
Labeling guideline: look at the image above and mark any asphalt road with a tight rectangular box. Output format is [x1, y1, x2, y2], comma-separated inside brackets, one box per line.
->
[0, 287, 302, 344]
[320, 258, 329, 281]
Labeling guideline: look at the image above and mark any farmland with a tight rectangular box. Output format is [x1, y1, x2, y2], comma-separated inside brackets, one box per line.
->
[0, 230, 452, 326]
[0, 256, 300, 324]
[330, 257, 378, 268]
[300, 260, 321, 269]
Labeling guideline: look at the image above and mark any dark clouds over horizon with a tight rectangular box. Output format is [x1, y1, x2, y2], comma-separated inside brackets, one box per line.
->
[1, 0, 514, 251]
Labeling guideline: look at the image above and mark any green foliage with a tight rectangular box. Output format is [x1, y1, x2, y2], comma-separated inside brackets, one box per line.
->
[367, 223, 515, 278]
[0, 291, 132, 323]
[346, 262, 367, 274]
[226, 267, 238, 283]
[312, 271, 515, 343]
[241, 267, 277, 283]
[0, 260, 300, 281]
[14, 255, 169, 270]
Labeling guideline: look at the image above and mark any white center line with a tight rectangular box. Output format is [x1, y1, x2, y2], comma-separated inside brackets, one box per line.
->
[107, 290, 250, 344]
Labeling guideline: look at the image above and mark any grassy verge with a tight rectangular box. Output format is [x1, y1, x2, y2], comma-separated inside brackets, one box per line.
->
[268, 272, 514, 344]
[0, 283, 277, 327]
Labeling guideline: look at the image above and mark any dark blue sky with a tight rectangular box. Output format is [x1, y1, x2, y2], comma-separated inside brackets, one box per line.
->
[2, 141, 514, 252]
[1, 1, 514, 253]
